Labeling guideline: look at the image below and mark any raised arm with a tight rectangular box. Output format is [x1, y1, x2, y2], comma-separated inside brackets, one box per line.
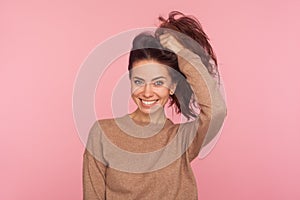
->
[159, 33, 227, 161]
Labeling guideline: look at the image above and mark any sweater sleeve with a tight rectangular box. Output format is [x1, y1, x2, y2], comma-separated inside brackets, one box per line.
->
[83, 121, 107, 200]
[176, 48, 227, 162]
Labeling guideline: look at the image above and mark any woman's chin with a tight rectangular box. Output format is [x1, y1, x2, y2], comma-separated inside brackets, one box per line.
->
[138, 104, 164, 115]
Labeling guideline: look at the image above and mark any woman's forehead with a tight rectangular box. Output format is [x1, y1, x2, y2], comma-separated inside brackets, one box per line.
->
[130, 61, 171, 79]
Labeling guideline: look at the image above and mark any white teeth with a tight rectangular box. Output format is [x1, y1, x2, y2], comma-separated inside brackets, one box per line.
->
[141, 100, 157, 105]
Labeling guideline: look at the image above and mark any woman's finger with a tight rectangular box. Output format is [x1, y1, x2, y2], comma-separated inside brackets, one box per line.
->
[159, 33, 173, 42]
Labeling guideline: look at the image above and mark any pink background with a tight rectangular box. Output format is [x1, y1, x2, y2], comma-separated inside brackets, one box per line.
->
[1, 0, 299, 199]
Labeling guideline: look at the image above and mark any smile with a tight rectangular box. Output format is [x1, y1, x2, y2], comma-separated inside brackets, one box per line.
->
[140, 99, 158, 105]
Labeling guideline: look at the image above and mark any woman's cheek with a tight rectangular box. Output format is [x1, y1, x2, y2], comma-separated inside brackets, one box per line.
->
[131, 85, 141, 95]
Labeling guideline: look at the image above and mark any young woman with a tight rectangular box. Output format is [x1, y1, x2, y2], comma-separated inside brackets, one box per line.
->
[83, 11, 227, 200]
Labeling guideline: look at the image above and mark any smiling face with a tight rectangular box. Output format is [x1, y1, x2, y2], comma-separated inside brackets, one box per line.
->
[130, 60, 176, 115]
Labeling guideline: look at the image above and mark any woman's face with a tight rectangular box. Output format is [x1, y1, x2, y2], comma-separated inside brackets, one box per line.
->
[130, 60, 175, 115]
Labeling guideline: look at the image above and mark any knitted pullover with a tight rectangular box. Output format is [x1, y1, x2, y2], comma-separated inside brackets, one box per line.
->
[83, 48, 227, 200]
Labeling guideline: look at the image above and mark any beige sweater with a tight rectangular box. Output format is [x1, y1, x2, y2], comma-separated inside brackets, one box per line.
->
[83, 48, 227, 200]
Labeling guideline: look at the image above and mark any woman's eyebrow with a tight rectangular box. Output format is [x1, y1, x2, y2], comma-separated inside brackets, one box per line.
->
[132, 76, 145, 81]
[151, 76, 167, 81]
[132, 76, 167, 81]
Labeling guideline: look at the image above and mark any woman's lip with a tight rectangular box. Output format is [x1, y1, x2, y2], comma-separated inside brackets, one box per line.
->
[139, 98, 158, 102]
[139, 99, 159, 106]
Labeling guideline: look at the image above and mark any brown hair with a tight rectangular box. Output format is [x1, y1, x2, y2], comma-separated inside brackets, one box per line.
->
[156, 11, 220, 81]
[128, 33, 198, 120]
[128, 11, 219, 120]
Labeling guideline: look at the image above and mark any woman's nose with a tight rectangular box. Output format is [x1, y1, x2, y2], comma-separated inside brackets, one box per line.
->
[142, 83, 154, 97]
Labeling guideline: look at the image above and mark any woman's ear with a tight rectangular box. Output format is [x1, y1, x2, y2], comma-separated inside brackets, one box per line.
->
[169, 83, 177, 95]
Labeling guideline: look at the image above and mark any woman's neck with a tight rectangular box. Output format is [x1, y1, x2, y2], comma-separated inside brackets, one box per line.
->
[129, 108, 166, 125]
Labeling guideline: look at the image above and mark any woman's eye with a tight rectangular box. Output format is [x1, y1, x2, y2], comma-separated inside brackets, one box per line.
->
[134, 80, 144, 85]
[153, 80, 164, 86]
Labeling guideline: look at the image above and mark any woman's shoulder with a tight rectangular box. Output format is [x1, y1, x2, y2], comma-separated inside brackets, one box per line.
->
[87, 117, 123, 143]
